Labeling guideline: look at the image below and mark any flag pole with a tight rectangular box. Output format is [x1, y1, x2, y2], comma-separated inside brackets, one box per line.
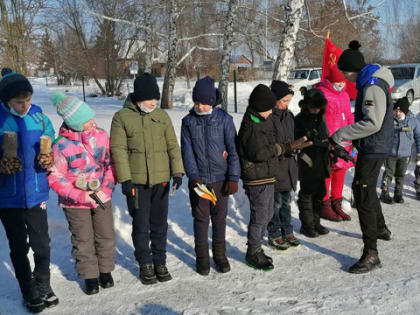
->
[326, 29, 330, 40]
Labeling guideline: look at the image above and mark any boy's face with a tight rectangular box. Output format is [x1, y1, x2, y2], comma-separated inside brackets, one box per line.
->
[8, 95, 32, 114]
[259, 109, 272, 119]
[276, 94, 293, 110]
[194, 102, 212, 113]
[137, 99, 157, 110]
[308, 107, 320, 114]
[341, 71, 357, 82]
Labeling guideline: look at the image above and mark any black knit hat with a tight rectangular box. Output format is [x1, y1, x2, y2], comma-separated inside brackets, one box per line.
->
[299, 88, 327, 110]
[271, 80, 294, 100]
[248, 84, 276, 112]
[192, 76, 220, 107]
[337, 40, 366, 72]
[394, 97, 409, 115]
[1, 67, 12, 77]
[132, 73, 160, 102]
[0, 72, 33, 103]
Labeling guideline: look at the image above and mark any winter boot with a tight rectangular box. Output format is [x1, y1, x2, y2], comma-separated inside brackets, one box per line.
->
[99, 272, 114, 289]
[348, 248, 382, 274]
[285, 234, 301, 247]
[35, 274, 59, 307]
[331, 198, 351, 221]
[212, 243, 231, 273]
[314, 201, 329, 235]
[139, 264, 157, 285]
[21, 278, 46, 313]
[380, 189, 393, 204]
[393, 192, 404, 204]
[377, 225, 392, 241]
[320, 199, 342, 221]
[154, 265, 172, 282]
[297, 194, 318, 238]
[300, 224, 319, 238]
[245, 248, 274, 271]
[268, 237, 290, 250]
[84, 278, 99, 295]
[417, 191, 420, 201]
[195, 245, 210, 276]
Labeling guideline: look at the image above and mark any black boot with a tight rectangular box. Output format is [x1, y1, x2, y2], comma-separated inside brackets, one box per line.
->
[314, 200, 329, 235]
[212, 243, 231, 273]
[300, 225, 319, 238]
[245, 248, 274, 271]
[139, 264, 157, 285]
[84, 278, 99, 295]
[377, 225, 392, 241]
[154, 265, 172, 282]
[298, 192, 318, 238]
[393, 192, 404, 203]
[380, 190, 393, 204]
[349, 248, 382, 274]
[99, 272, 114, 289]
[195, 245, 210, 276]
[21, 278, 46, 313]
[35, 274, 59, 307]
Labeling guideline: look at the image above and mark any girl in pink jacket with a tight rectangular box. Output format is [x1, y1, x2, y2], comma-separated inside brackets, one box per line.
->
[315, 68, 354, 221]
[48, 92, 116, 295]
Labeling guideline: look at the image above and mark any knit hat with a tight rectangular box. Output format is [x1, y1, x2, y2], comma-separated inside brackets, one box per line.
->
[0, 72, 33, 103]
[270, 80, 294, 100]
[51, 91, 95, 131]
[328, 67, 345, 83]
[248, 84, 276, 112]
[394, 97, 409, 115]
[192, 76, 220, 107]
[337, 40, 366, 72]
[132, 73, 160, 102]
[299, 88, 327, 110]
[1, 67, 12, 77]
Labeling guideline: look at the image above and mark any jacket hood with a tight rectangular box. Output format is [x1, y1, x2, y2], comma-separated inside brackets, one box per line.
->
[314, 79, 346, 96]
[123, 94, 140, 112]
[357, 64, 394, 90]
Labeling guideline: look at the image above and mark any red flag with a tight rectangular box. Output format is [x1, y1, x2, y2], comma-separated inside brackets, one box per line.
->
[321, 39, 357, 100]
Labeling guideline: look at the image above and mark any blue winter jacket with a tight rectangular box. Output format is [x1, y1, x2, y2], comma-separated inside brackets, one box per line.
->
[390, 111, 420, 158]
[181, 108, 240, 184]
[0, 102, 55, 209]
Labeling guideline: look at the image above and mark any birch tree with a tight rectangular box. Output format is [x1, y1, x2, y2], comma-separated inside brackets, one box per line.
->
[272, 0, 304, 81]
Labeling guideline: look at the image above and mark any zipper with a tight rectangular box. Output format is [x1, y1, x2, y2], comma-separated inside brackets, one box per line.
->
[204, 120, 211, 183]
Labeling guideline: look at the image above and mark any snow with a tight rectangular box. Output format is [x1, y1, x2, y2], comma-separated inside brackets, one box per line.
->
[1, 78, 420, 315]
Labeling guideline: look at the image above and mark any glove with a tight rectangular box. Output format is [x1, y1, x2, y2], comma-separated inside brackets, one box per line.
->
[189, 178, 202, 188]
[121, 180, 134, 196]
[37, 152, 54, 169]
[224, 180, 238, 195]
[0, 156, 22, 174]
[172, 175, 183, 190]
[276, 136, 312, 156]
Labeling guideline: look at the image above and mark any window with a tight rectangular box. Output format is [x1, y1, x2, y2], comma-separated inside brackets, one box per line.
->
[390, 67, 415, 80]
[417, 68, 420, 78]
[309, 70, 319, 80]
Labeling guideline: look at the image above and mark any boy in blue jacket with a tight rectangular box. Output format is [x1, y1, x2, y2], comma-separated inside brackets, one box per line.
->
[380, 97, 420, 204]
[0, 73, 58, 312]
[181, 76, 240, 276]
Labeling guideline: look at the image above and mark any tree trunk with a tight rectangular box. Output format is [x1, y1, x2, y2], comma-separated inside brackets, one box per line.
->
[219, 0, 238, 111]
[161, 0, 178, 109]
[144, 1, 153, 73]
[273, 0, 304, 81]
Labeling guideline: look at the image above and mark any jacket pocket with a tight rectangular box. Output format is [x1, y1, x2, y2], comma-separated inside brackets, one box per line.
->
[0, 174, 16, 197]
[35, 172, 49, 194]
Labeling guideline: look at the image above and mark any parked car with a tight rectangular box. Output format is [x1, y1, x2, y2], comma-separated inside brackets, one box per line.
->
[388, 64, 420, 105]
[288, 67, 322, 90]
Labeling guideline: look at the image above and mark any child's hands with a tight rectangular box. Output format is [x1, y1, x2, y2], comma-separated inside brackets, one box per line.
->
[37, 152, 54, 169]
[0, 156, 22, 174]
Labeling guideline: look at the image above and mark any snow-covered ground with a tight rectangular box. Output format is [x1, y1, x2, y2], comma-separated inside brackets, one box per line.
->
[1, 78, 420, 315]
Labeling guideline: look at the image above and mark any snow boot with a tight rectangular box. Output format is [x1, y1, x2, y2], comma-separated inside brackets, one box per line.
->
[245, 248, 274, 271]
[331, 198, 351, 221]
[314, 201, 329, 235]
[320, 199, 342, 221]
[297, 193, 318, 238]
[377, 225, 392, 241]
[35, 274, 59, 307]
[393, 192, 404, 204]
[21, 278, 46, 313]
[195, 245, 210, 276]
[380, 190, 393, 204]
[139, 264, 157, 285]
[84, 278, 99, 295]
[285, 234, 301, 247]
[268, 237, 290, 250]
[349, 248, 382, 274]
[154, 265, 172, 282]
[212, 243, 231, 273]
[99, 272, 114, 289]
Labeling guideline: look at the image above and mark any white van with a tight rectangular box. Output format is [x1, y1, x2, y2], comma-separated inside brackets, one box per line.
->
[389, 64, 420, 105]
[288, 68, 322, 90]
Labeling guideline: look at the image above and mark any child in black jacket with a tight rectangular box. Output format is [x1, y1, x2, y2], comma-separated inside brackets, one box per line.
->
[295, 89, 330, 238]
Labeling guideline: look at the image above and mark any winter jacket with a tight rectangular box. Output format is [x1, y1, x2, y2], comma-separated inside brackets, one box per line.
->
[295, 110, 330, 192]
[315, 79, 355, 170]
[110, 95, 184, 185]
[237, 108, 278, 186]
[271, 108, 298, 192]
[181, 108, 240, 184]
[0, 103, 54, 209]
[390, 111, 420, 158]
[48, 124, 116, 209]
[332, 65, 395, 159]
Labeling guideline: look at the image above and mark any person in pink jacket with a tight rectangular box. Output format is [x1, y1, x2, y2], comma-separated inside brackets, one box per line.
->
[315, 68, 354, 221]
[48, 92, 116, 295]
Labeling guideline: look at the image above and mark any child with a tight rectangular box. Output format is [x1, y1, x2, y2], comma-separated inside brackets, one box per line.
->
[48, 92, 116, 295]
[0, 72, 58, 312]
[110, 73, 184, 285]
[267, 80, 301, 250]
[181, 76, 240, 275]
[380, 97, 420, 204]
[295, 89, 330, 238]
